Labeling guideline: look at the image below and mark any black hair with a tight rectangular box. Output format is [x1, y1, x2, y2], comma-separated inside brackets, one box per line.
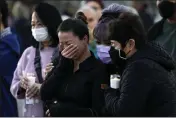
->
[0, 0, 9, 28]
[57, 11, 89, 40]
[31, 2, 62, 48]
[93, 12, 121, 45]
[108, 12, 147, 49]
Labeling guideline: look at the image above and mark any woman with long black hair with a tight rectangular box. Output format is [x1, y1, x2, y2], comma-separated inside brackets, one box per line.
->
[10, 3, 62, 117]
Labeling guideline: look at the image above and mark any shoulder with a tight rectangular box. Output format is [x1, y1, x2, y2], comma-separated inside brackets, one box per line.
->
[92, 59, 109, 83]
[119, 59, 157, 86]
[1, 28, 20, 54]
[123, 59, 157, 79]
[94, 59, 107, 72]
[20, 46, 35, 59]
[148, 19, 165, 33]
[17, 46, 35, 67]
[126, 59, 156, 72]
[23, 46, 35, 53]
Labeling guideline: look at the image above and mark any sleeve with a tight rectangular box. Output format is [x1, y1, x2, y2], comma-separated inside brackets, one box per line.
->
[0, 41, 18, 76]
[49, 64, 109, 117]
[104, 61, 153, 116]
[91, 65, 109, 116]
[10, 48, 30, 99]
[40, 56, 74, 101]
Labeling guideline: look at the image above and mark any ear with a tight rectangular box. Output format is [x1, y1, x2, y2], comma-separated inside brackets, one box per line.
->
[83, 35, 89, 44]
[127, 39, 136, 51]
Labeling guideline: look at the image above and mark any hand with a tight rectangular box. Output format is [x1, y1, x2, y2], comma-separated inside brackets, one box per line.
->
[20, 72, 35, 90]
[45, 63, 54, 76]
[20, 77, 28, 89]
[61, 44, 78, 59]
[46, 109, 51, 117]
[26, 83, 41, 98]
[20, 76, 29, 90]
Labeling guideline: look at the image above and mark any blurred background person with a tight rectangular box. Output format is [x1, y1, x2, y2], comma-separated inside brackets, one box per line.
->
[0, 0, 20, 116]
[10, 3, 62, 117]
[132, 0, 154, 31]
[12, 0, 31, 20]
[84, 0, 104, 19]
[77, 5, 98, 58]
[148, 0, 176, 76]
[78, 6, 98, 32]
[40, 12, 109, 117]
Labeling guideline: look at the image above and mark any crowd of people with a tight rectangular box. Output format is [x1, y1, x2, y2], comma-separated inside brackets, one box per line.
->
[0, 0, 176, 117]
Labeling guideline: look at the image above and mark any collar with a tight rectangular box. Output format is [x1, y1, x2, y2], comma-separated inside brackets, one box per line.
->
[78, 52, 97, 71]
[0, 27, 12, 38]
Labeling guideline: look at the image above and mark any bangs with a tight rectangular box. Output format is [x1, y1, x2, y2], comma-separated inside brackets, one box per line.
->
[93, 18, 112, 45]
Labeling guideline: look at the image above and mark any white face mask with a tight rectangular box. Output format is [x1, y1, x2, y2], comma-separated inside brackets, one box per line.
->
[32, 27, 49, 42]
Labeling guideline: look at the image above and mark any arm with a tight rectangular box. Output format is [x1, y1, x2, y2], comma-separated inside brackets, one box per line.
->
[0, 41, 19, 76]
[91, 66, 109, 116]
[105, 61, 153, 116]
[10, 48, 29, 99]
[10, 68, 25, 99]
[40, 56, 74, 101]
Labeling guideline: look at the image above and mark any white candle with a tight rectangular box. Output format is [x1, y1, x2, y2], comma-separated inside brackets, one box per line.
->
[27, 76, 35, 87]
[26, 75, 35, 105]
[110, 77, 120, 89]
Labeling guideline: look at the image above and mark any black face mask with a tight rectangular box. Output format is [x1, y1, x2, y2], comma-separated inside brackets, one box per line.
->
[158, 1, 176, 19]
[109, 47, 127, 74]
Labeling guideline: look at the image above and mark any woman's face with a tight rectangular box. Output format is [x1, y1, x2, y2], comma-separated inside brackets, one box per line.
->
[58, 31, 88, 60]
[83, 10, 98, 31]
[86, 1, 102, 19]
[31, 12, 50, 43]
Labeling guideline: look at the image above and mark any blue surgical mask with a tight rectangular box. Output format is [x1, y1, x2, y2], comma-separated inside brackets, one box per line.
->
[96, 45, 112, 64]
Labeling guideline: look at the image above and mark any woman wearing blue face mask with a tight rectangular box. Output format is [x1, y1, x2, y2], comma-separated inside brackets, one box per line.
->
[10, 3, 62, 117]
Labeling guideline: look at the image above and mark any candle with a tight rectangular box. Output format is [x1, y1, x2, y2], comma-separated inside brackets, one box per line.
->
[110, 77, 120, 89]
[26, 75, 36, 105]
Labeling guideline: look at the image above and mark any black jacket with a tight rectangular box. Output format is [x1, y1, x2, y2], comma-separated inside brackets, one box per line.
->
[147, 19, 165, 42]
[105, 42, 176, 116]
[40, 54, 109, 117]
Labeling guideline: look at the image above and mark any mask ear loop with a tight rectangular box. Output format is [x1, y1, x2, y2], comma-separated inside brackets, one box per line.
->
[114, 46, 127, 60]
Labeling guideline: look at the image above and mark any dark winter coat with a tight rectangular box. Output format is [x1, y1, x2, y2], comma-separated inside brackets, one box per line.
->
[105, 42, 176, 116]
